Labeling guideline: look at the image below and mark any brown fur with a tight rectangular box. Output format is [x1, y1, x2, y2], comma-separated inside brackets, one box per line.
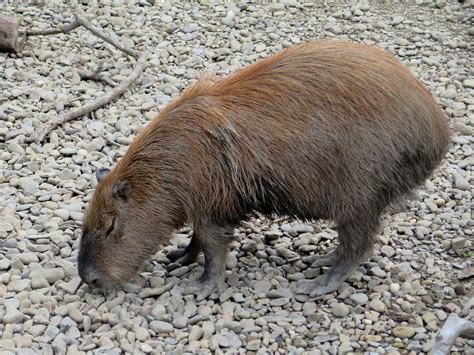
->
[78, 40, 450, 292]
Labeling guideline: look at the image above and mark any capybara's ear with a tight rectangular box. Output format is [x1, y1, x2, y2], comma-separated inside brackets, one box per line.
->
[96, 168, 110, 183]
[112, 180, 132, 202]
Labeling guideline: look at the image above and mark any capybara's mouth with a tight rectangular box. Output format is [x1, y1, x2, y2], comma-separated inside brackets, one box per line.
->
[79, 264, 122, 292]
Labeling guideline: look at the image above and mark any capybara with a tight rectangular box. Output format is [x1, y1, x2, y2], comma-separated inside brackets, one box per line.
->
[78, 40, 450, 298]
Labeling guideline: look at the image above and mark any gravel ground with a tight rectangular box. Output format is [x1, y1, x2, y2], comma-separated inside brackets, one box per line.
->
[0, 1, 473, 354]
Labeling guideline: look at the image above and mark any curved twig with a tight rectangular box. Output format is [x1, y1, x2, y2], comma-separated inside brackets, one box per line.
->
[33, 51, 149, 143]
[73, 10, 140, 59]
[26, 9, 139, 59]
[26, 20, 80, 36]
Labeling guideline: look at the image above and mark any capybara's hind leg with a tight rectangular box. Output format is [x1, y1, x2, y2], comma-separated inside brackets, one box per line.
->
[184, 224, 235, 300]
[311, 219, 377, 296]
[167, 234, 201, 266]
[297, 218, 377, 296]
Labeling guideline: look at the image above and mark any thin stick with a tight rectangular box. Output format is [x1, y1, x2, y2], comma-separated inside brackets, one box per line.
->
[78, 61, 116, 86]
[74, 10, 140, 59]
[431, 313, 474, 355]
[33, 51, 149, 143]
[78, 70, 117, 87]
[26, 11, 140, 59]
[26, 20, 80, 36]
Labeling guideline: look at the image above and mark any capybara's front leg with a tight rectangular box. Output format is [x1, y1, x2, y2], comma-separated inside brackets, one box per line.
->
[185, 223, 235, 300]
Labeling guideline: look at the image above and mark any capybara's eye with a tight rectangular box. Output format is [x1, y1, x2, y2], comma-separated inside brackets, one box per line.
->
[105, 217, 116, 237]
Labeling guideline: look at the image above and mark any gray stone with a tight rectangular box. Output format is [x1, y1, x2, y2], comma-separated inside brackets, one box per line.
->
[293, 223, 314, 233]
[7, 142, 25, 154]
[58, 277, 82, 294]
[52, 209, 70, 220]
[269, 298, 290, 307]
[31, 276, 49, 289]
[349, 293, 368, 305]
[392, 326, 416, 338]
[331, 303, 350, 317]
[188, 326, 203, 341]
[42, 268, 65, 284]
[4, 309, 24, 323]
[151, 304, 167, 319]
[451, 237, 466, 251]
[150, 320, 173, 334]
[369, 299, 386, 313]
[68, 305, 83, 323]
[254, 280, 272, 294]
[45, 326, 60, 340]
[246, 339, 262, 351]
[213, 331, 242, 348]
[60, 147, 76, 156]
[59, 317, 76, 332]
[0, 259, 11, 270]
[18, 177, 39, 195]
[18, 253, 39, 264]
[370, 266, 387, 278]
[241, 240, 257, 253]
[172, 315, 188, 329]
[453, 173, 470, 190]
[381, 245, 395, 257]
[4, 298, 21, 309]
[463, 79, 474, 88]
[135, 327, 150, 341]
[8, 279, 31, 292]
[269, 3, 285, 13]
[267, 288, 292, 298]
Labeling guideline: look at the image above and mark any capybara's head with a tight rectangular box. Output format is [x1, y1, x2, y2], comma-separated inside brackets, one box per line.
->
[78, 168, 166, 290]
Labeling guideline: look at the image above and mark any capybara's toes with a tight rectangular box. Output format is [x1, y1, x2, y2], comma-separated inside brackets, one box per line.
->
[294, 279, 316, 295]
[310, 251, 338, 268]
[166, 248, 187, 262]
[175, 255, 198, 267]
[183, 279, 219, 301]
[294, 270, 346, 297]
[309, 271, 345, 297]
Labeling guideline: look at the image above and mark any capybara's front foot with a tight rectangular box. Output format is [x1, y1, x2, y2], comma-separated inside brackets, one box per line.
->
[180, 223, 234, 300]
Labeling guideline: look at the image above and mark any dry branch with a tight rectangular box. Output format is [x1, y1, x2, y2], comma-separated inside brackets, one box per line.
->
[26, 20, 80, 36]
[78, 62, 117, 87]
[0, 16, 25, 52]
[78, 70, 117, 87]
[73, 11, 140, 59]
[431, 313, 474, 355]
[26, 7, 149, 142]
[32, 51, 149, 143]
[26, 10, 139, 59]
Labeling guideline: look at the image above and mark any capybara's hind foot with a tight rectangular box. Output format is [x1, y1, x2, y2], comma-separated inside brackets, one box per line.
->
[166, 248, 186, 261]
[296, 257, 359, 297]
[183, 279, 220, 301]
[166, 236, 201, 266]
[309, 271, 348, 297]
[310, 251, 338, 268]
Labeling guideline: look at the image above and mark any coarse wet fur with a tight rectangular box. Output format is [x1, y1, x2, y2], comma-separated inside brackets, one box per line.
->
[78, 40, 450, 299]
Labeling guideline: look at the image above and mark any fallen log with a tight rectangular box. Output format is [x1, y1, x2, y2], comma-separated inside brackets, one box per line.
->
[0, 16, 24, 53]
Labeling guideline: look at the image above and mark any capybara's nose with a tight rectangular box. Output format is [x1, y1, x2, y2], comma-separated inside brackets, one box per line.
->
[79, 267, 102, 289]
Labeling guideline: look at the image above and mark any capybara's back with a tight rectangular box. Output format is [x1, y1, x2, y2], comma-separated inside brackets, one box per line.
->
[79, 40, 450, 297]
